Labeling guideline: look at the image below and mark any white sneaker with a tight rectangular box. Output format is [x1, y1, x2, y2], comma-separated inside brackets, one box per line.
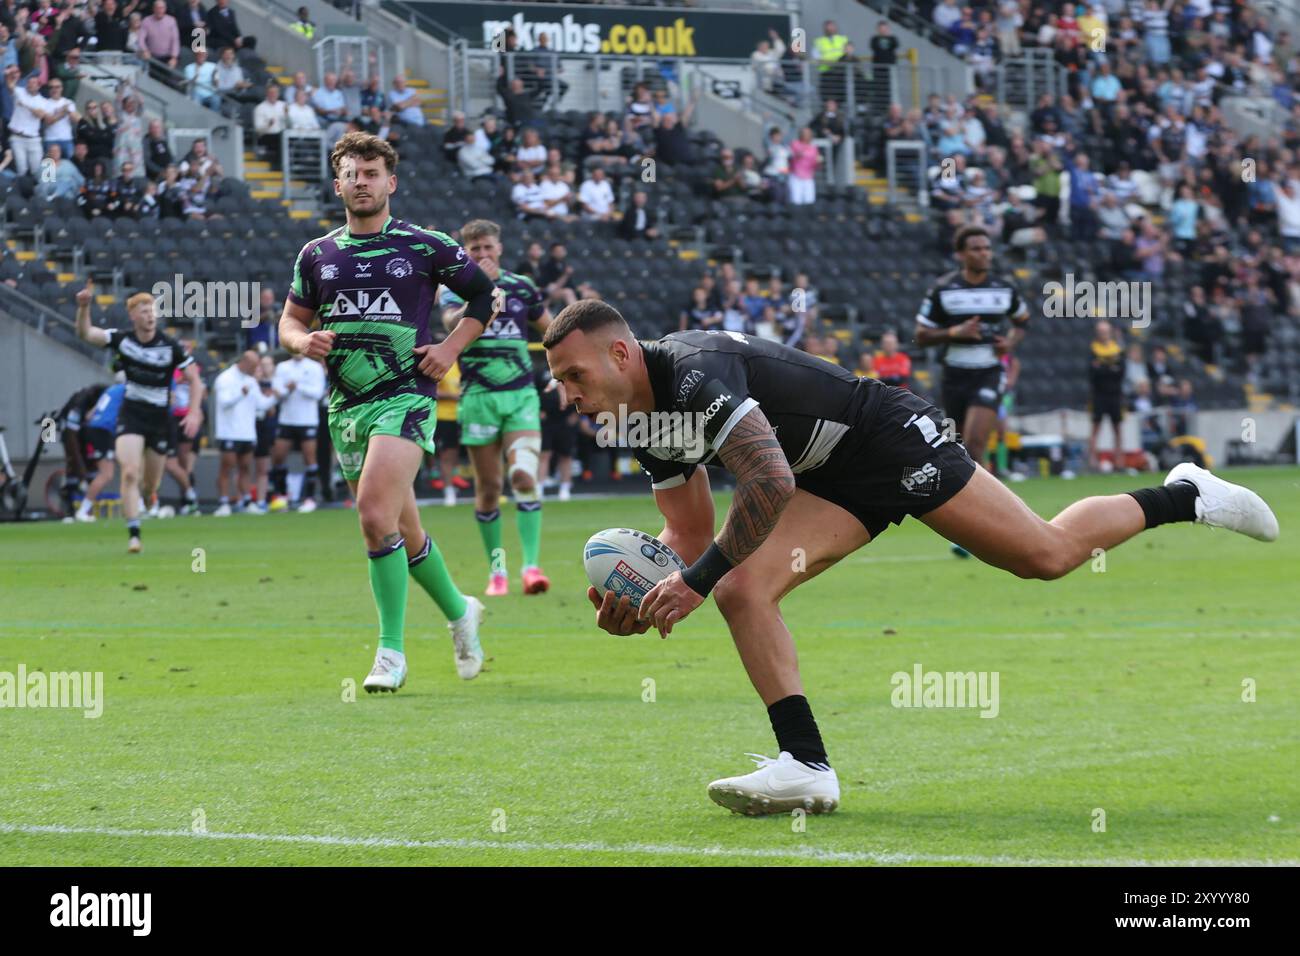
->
[443, 487, 456, 507]
[1166, 463, 1279, 543]
[62, 516, 75, 524]
[448, 596, 486, 680]
[243, 501, 267, 515]
[707, 751, 840, 816]
[297, 498, 317, 514]
[558, 483, 571, 502]
[144, 499, 158, 518]
[363, 648, 407, 693]
[213, 503, 232, 517]
[75, 508, 96, 523]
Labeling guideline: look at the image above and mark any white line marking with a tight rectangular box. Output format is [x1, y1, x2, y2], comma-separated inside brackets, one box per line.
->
[1, 822, 1292, 866]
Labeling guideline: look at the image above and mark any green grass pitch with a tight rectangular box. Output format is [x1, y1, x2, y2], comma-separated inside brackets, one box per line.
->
[1, 467, 1297, 866]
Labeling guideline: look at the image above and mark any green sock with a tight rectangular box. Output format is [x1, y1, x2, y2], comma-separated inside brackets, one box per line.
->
[517, 502, 542, 569]
[996, 438, 1008, 474]
[476, 508, 503, 575]
[368, 544, 409, 653]
[408, 534, 468, 622]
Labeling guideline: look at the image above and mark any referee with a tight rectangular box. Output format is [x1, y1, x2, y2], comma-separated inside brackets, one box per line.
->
[914, 225, 1029, 469]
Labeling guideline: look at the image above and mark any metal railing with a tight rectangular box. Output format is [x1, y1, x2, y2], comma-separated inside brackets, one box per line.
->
[78, 52, 176, 121]
[810, 136, 855, 188]
[459, 49, 957, 121]
[995, 50, 1068, 114]
[283, 129, 329, 199]
[886, 138, 927, 206]
[0, 283, 107, 362]
[316, 34, 387, 88]
[80, 51, 248, 124]
[695, 56, 803, 138]
[449, 37, 469, 119]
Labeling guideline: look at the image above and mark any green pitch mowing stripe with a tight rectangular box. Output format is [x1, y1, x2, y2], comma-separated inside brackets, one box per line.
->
[1, 467, 1297, 866]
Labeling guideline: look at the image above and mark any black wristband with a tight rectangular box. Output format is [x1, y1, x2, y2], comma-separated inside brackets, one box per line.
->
[458, 268, 498, 324]
[681, 542, 735, 598]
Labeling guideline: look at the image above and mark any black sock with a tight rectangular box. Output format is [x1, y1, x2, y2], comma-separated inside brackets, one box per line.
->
[767, 695, 830, 769]
[127, 519, 140, 538]
[270, 466, 288, 498]
[303, 465, 318, 500]
[1127, 480, 1198, 529]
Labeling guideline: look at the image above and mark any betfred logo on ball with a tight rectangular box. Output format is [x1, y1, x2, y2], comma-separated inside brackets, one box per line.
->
[583, 528, 686, 609]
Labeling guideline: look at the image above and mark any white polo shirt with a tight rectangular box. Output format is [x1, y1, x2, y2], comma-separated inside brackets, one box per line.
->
[271, 357, 326, 427]
[214, 365, 275, 442]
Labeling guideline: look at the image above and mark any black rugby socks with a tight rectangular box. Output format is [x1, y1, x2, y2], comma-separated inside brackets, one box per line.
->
[1127, 480, 1198, 529]
[768, 694, 831, 770]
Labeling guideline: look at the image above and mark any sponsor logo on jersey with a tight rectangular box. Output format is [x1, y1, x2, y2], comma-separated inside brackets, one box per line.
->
[676, 369, 705, 407]
[938, 287, 1013, 314]
[119, 338, 177, 367]
[706, 330, 748, 343]
[698, 393, 732, 428]
[386, 257, 413, 278]
[320, 263, 339, 280]
[331, 288, 403, 321]
[900, 462, 940, 496]
[354, 261, 372, 278]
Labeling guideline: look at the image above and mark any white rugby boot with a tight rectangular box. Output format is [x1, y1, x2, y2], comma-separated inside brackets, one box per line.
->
[448, 596, 485, 680]
[363, 648, 407, 693]
[707, 751, 840, 816]
[1165, 463, 1279, 542]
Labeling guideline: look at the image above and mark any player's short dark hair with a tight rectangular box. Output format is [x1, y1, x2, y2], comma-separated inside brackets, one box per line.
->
[953, 224, 991, 252]
[330, 131, 397, 178]
[542, 299, 629, 350]
[461, 219, 500, 242]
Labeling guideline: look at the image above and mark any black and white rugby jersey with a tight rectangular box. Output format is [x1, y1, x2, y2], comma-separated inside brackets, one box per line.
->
[915, 270, 1029, 370]
[103, 328, 194, 410]
[632, 329, 887, 490]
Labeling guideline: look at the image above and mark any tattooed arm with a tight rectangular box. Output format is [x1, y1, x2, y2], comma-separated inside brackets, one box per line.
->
[640, 404, 794, 636]
[712, 405, 796, 566]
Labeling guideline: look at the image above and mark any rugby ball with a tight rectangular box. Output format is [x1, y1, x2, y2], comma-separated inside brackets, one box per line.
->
[583, 528, 686, 609]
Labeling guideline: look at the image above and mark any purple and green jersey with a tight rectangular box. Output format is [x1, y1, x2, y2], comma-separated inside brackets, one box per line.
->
[439, 268, 546, 395]
[287, 215, 491, 414]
